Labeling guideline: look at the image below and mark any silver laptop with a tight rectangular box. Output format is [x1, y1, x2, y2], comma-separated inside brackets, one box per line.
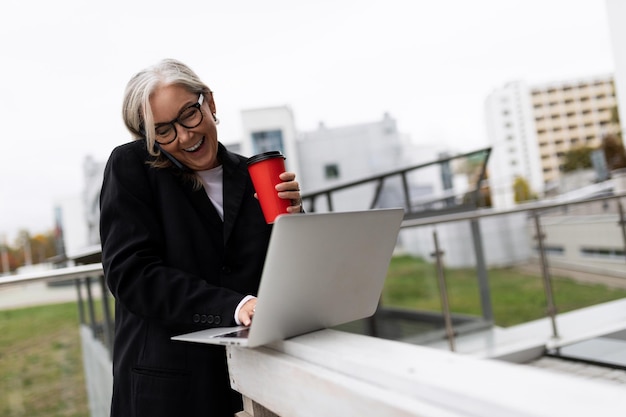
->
[172, 208, 404, 348]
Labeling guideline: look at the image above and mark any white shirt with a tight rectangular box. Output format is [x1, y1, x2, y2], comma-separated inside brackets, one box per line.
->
[197, 165, 224, 221]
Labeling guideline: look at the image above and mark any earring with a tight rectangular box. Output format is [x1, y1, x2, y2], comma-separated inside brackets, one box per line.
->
[213, 113, 220, 125]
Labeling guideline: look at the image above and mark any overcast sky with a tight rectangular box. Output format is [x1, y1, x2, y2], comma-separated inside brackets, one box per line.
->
[0, 0, 615, 244]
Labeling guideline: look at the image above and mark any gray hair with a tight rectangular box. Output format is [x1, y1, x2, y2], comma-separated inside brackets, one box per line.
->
[122, 59, 212, 157]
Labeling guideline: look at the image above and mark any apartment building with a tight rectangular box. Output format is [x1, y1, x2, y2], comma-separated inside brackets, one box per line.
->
[484, 81, 543, 209]
[486, 75, 620, 208]
[531, 75, 619, 185]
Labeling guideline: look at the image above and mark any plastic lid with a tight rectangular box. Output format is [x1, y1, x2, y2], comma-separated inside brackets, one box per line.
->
[246, 151, 286, 165]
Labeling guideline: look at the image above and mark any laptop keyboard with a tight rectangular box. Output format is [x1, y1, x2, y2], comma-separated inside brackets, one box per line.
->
[215, 328, 250, 338]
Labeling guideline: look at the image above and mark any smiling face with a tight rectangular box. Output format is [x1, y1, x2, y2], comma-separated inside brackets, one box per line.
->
[149, 83, 220, 171]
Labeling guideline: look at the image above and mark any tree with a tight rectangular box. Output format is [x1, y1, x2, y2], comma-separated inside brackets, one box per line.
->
[561, 146, 594, 172]
[31, 233, 58, 264]
[513, 176, 537, 203]
[602, 134, 626, 171]
[2, 229, 58, 272]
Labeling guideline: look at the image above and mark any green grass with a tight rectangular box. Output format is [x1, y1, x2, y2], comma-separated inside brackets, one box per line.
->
[0, 302, 88, 417]
[2, 257, 626, 416]
[382, 255, 626, 327]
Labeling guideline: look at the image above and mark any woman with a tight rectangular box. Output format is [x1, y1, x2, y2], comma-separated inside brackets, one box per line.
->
[100, 58, 302, 417]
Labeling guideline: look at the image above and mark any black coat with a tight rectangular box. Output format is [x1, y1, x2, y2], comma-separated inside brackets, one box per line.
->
[100, 140, 272, 417]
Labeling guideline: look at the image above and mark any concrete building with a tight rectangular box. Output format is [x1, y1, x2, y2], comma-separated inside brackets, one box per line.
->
[607, 0, 626, 136]
[484, 81, 543, 210]
[240, 109, 448, 213]
[531, 75, 619, 184]
[239, 106, 301, 176]
[485, 75, 620, 209]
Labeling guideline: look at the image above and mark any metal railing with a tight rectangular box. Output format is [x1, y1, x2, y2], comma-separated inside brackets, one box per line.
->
[1, 192, 624, 356]
[1, 191, 625, 417]
[0, 263, 113, 355]
[302, 147, 491, 218]
[397, 191, 626, 349]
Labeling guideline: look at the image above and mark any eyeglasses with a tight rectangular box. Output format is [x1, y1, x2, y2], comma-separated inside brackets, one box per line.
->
[154, 94, 204, 145]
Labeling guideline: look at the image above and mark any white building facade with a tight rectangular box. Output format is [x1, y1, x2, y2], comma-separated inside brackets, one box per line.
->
[486, 75, 621, 210]
[239, 106, 301, 176]
[607, 0, 626, 136]
[239, 109, 448, 213]
[484, 81, 543, 210]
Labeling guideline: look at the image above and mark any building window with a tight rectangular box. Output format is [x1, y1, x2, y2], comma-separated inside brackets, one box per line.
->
[324, 164, 340, 180]
[251, 130, 285, 154]
[534, 245, 564, 255]
[581, 247, 625, 260]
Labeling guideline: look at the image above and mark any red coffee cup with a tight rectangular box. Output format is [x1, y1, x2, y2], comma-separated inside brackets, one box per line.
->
[247, 151, 291, 223]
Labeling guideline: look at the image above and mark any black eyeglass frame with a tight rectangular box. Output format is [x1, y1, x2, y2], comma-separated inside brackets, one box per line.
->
[154, 94, 205, 145]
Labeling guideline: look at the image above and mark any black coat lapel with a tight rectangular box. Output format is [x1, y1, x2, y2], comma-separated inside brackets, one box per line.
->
[219, 144, 248, 244]
[176, 173, 224, 252]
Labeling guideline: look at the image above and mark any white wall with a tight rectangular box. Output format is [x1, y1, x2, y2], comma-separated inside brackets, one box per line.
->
[485, 81, 543, 210]
[606, 0, 626, 136]
[534, 213, 626, 278]
[240, 106, 300, 176]
[400, 212, 531, 269]
[54, 195, 88, 256]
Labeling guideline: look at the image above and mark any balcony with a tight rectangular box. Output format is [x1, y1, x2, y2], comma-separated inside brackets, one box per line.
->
[2, 153, 626, 416]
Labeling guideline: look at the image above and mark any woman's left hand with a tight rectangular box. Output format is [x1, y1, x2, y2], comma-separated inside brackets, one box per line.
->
[276, 172, 303, 213]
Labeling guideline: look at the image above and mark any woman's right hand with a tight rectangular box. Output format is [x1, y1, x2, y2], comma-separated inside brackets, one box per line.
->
[238, 298, 257, 326]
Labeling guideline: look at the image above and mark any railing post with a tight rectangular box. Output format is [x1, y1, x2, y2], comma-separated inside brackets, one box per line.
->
[617, 199, 626, 264]
[532, 211, 559, 339]
[470, 219, 493, 323]
[325, 192, 333, 211]
[431, 230, 455, 352]
[85, 276, 98, 338]
[99, 274, 114, 358]
[308, 195, 317, 213]
[401, 172, 411, 213]
[75, 278, 85, 324]
[369, 178, 385, 210]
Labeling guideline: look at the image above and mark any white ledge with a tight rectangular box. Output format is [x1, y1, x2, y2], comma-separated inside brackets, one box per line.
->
[227, 329, 626, 417]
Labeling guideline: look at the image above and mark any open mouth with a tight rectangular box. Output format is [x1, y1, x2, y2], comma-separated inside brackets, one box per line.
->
[183, 136, 205, 153]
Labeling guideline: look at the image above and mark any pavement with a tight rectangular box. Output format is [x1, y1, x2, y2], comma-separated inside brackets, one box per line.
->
[0, 280, 101, 310]
[514, 262, 626, 289]
[528, 356, 626, 387]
